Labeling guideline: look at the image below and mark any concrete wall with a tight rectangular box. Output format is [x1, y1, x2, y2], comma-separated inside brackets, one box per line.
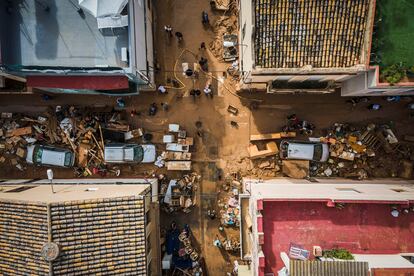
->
[341, 70, 414, 96]
[130, 0, 154, 86]
[239, 0, 254, 81]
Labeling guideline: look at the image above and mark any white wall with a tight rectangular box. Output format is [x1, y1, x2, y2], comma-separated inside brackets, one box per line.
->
[239, 0, 254, 78]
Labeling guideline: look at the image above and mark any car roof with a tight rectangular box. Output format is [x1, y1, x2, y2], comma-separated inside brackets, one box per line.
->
[41, 148, 67, 166]
[287, 142, 315, 160]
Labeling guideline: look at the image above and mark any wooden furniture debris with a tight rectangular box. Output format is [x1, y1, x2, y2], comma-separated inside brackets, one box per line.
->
[78, 143, 91, 167]
[250, 132, 296, 141]
[178, 137, 194, 146]
[227, 105, 239, 115]
[165, 152, 192, 161]
[124, 129, 143, 140]
[6, 127, 32, 137]
[163, 135, 175, 143]
[166, 143, 189, 152]
[167, 161, 192, 171]
[169, 124, 180, 132]
[248, 141, 278, 159]
[16, 148, 26, 158]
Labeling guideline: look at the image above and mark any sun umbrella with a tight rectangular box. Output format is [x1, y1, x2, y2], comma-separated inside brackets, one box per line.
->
[78, 0, 128, 18]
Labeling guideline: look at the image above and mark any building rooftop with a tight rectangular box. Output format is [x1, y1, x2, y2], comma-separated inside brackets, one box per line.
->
[246, 178, 414, 203]
[0, 0, 129, 68]
[0, 178, 154, 203]
[253, 0, 372, 69]
[262, 201, 414, 273]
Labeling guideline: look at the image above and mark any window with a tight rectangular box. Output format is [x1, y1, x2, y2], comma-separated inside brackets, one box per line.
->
[313, 144, 323, 160]
[133, 146, 144, 162]
[336, 188, 361, 193]
[64, 152, 73, 167]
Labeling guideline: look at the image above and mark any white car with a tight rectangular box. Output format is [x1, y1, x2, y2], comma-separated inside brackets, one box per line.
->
[104, 144, 156, 163]
[280, 140, 329, 162]
[26, 144, 75, 168]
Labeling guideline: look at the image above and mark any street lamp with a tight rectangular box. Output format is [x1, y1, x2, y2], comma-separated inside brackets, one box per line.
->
[47, 169, 55, 194]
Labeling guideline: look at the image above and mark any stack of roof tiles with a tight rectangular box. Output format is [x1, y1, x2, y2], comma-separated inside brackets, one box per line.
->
[0, 196, 147, 275]
[254, 0, 370, 68]
[0, 201, 49, 275]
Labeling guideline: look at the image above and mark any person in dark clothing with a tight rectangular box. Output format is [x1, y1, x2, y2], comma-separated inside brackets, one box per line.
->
[202, 11, 209, 25]
[149, 103, 158, 116]
[199, 57, 208, 71]
[175, 32, 183, 42]
[164, 25, 173, 37]
[200, 42, 206, 50]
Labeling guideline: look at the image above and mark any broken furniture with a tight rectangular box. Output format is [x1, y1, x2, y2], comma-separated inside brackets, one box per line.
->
[167, 161, 192, 171]
[227, 105, 239, 115]
[166, 143, 189, 152]
[223, 34, 238, 62]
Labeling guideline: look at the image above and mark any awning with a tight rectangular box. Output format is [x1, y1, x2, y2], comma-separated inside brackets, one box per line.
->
[26, 76, 129, 90]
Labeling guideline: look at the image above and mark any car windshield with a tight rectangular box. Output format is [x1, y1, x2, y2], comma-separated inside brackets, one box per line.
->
[34, 147, 43, 164]
[313, 144, 323, 161]
[133, 146, 144, 162]
[64, 152, 72, 167]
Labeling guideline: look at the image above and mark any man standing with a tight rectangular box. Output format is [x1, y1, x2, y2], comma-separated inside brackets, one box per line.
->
[175, 32, 183, 42]
[204, 85, 213, 98]
[164, 25, 173, 37]
[158, 85, 167, 94]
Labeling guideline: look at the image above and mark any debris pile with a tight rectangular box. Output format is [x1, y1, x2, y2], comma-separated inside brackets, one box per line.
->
[160, 172, 201, 213]
[162, 223, 204, 275]
[0, 107, 146, 176]
[312, 123, 414, 179]
[157, 124, 194, 171]
[210, 0, 239, 60]
[218, 173, 242, 228]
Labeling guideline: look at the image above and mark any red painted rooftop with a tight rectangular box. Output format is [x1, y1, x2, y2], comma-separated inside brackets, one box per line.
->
[262, 201, 414, 274]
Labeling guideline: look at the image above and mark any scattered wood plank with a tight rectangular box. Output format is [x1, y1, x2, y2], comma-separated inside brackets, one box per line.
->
[250, 132, 296, 141]
[6, 127, 32, 137]
[248, 142, 279, 159]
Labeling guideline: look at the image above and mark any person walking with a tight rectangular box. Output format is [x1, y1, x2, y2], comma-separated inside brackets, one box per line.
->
[116, 97, 125, 108]
[200, 42, 206, 50]
[213, 235, 222, 248]
[202, 11, 209, 25]
[164, 25, 173, 37]
[367, 103, 382, 110]
[158, 85, 167, 94]
[175, 32, 183, 42]
[199, 57, 208, 71]
[204, 84, 213, 98]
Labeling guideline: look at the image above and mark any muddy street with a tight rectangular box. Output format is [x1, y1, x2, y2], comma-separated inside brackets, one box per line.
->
[1, 0, 414, 275]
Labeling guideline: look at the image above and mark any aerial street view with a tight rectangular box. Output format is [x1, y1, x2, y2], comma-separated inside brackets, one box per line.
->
[1, 0, 414, 275]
